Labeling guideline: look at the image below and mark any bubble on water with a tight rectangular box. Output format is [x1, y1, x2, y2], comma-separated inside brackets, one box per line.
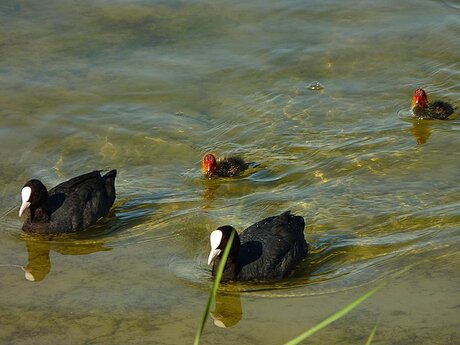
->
[307, 81, 324, 91]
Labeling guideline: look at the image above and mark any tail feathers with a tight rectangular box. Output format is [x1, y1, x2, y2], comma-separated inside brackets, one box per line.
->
[280, 210, 306, 236]
[103, 169, 117, 206]
[103, 169, 117, 180]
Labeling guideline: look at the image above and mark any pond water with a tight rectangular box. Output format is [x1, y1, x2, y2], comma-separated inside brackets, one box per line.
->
[1, 0, 459, 344]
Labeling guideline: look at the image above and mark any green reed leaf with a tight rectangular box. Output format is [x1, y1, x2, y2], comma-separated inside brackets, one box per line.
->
[284, 264, 413, 345]
[365, 323, 378, 345]
[283, 280, 386, 345]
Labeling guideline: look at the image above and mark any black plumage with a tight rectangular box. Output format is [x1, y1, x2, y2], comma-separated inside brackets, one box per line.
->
[412, 101, 454, 120]
[208, 211, 308, 281]
[19, 170, 117, 234]
[411, 88, 455, 120]
[215, 157, 249, 177]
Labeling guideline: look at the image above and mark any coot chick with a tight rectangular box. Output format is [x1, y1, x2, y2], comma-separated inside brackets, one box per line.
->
[411, 88, 454, 120]
[202, 153, 250, 178]
[207, 211, 307, 281]
[19, 170, 117, 234]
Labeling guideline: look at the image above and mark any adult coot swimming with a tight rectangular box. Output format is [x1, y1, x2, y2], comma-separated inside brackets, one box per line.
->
[202, 153, 250, 178]
[411, 88, 455, 120]
[207, 211, 307, 281]
[19, 170, 117, 234]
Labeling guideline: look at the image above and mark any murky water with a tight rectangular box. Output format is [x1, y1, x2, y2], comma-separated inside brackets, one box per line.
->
[1, 0, 459, 344]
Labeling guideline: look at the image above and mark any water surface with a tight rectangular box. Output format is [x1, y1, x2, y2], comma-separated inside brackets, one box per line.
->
[1, 0, 459, 344]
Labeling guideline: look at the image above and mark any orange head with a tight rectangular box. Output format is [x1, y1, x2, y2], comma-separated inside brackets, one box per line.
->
[412, 88, 428, 108]
[202, 153, 217, 176]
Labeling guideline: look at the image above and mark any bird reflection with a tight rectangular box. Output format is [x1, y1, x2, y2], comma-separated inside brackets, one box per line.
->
[23, 240, 51, 281]
[201, 180, 220, 207]
[210, 290, 243, 328]
[23, 236, 111, 282]
[411, 120, 431, 145]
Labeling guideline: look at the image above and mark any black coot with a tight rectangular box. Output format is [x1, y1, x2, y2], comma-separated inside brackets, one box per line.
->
[19, 170, 117, 234]
[207, 211, 308, 281]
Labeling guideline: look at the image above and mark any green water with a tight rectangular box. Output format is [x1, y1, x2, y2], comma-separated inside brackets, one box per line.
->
[1, 0, 459, 344]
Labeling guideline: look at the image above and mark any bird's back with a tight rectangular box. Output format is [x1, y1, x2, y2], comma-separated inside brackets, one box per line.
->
[237, 211, 307, 281]
[413, 101, 454, 120]
[428, 101, 454, 119]
[45, 170, 117, 233]
[216, 157, 248, 177]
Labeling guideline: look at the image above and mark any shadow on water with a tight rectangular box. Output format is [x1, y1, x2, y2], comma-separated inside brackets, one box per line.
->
[21, 235, 111, 282]
[211, 291, 243, 328]
[410, 120, 432, 145]
[398, 107, 457, 145]
[12, 198, 159, 282]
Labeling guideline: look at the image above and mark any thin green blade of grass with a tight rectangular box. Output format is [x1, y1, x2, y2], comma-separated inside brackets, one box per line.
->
[193, 229, 235, 345]
[283, 280, 386, 345]
[284, 264, 413, 345]
[365, 323, 378, 345]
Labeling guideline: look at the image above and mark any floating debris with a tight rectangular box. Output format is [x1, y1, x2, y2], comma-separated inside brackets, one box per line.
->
[307, 81, 324, 91]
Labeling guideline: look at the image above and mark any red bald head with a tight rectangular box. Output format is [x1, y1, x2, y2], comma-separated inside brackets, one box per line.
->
[202, 153, 217, 176]
[412, 88, 428, 108]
